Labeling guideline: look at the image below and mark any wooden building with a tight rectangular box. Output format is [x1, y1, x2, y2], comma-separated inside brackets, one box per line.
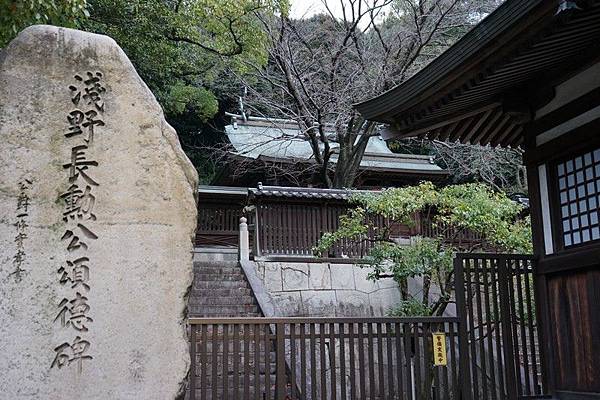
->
[355, 0, 600, 398]
[212, 113, 448, 188]
[197, 184, 486, 257]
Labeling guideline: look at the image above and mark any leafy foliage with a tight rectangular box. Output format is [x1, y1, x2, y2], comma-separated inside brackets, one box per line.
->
[388, 299, 433, 318]
[80, 0, 287, 118]
[0, 0, 88, 47]
[1, 0, 288, 183]
[316, 182, 532, 316]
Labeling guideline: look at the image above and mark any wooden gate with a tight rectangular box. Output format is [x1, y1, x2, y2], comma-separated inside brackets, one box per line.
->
[454, 253, 548, 400]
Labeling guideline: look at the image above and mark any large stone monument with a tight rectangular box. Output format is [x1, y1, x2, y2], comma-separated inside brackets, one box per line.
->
[0, 26, 198, 399]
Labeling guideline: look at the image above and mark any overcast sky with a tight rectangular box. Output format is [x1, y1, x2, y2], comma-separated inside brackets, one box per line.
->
[289, 0, 333, 19]
[289, 0, 390, 27]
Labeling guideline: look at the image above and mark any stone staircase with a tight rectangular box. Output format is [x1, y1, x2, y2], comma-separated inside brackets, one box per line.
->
[189, 259, 261, 317]
[188, 256, 292, 399]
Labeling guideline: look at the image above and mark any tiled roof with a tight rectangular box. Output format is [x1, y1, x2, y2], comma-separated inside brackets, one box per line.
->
[224, 114, 446, 175]
[248, 184, 377, 200]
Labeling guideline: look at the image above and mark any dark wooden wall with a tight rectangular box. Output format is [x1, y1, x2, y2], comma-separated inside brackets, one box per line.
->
[547, 268, 600, 392]
[525, 99, 600, 398]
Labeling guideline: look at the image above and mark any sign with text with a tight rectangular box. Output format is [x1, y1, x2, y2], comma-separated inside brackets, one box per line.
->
[433, 332, 447, 366]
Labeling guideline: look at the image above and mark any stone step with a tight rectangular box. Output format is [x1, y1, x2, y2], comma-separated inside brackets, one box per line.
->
[193, 261, 239, 269]
[189, 260, 262, 318]
[194, 265, 242, 275]
[195, 305, 260, 314]
[192, 310, 261, 318]
[194, 281, 250, 289]
[191, 296, 256, 306]
[191, 286, 252, 297]
[194, 273, 247, 282]
[193, 288, 253, 297]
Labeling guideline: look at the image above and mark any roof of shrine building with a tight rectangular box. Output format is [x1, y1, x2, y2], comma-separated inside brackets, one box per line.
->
[354, 0, 600, 148]
[248, 184, 372, 200]
[224, 113, 447, 177]
[197, 184, 370, 200]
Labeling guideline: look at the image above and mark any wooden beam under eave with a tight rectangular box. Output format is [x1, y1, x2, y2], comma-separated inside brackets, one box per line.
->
[469, 109, 504, 144]
[491, 123, 519, 147]
[449, 117, 476, 143]
[481, 114, 512, 146]
[461, 108, 496, 144]
[391, 102, 501, 138]
[437, 120, 460, 142]
[506, 125, 525, 148]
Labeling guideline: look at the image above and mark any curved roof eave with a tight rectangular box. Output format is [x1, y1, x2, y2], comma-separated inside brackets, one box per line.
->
[353, 0, 551, 122]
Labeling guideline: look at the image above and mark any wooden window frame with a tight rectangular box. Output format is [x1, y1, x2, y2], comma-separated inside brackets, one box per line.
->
[532, 118, 600, 272]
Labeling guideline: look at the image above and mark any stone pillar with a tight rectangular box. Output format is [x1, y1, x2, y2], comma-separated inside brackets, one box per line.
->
[239, 217, 250, 261]
[0, 26, 198, 399]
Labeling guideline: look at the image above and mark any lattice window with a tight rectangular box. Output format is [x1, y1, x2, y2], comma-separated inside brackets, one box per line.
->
[557, 149, 600, 247]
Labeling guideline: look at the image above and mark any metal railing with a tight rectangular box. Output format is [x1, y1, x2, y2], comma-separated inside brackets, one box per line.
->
[189, 317, 462, 400]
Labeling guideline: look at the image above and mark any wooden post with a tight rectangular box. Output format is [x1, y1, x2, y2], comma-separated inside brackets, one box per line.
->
[276, 323, 286, 400]
[254, 203, 262, 257]
[190, 323, 196, 400]
[239, 217, 250, 261]
[454, 255, 473, 400]
[498, 256, 519, 400]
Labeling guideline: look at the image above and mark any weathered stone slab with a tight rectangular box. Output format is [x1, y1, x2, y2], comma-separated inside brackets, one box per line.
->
[308, 262, 331, 290]
[0, 26, 198, 400]
[262, 261, 283, 292]
[369, 287, 402, 315]
[270, 291, 304, 316]
[334, 290, 371, 316]
[281, 263, 309, 291]
[330, 263, 356, 290]
[300, 290, 337, 316]
[353, 266, 379, 293]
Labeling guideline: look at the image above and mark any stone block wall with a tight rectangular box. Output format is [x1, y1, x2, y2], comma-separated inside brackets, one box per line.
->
[252, 261, 402, 317]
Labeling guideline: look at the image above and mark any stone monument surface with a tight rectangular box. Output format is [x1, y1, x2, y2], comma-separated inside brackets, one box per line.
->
[0, 25, 198, 399]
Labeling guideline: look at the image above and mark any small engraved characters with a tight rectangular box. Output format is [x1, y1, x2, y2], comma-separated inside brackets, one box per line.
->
[11, 179, 32, 282]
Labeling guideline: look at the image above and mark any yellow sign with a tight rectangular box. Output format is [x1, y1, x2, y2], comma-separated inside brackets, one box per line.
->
[432, 332, 447, 366]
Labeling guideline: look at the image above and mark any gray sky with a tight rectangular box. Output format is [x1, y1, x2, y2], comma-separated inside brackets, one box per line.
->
[289, 0, 333, 19]
[289, 0, 390, 27]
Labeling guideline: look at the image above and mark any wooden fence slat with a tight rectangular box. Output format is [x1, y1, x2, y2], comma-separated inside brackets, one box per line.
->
[243, 324, 250, 400]
[222, 324, 229, 400]
[190, 319, 472, 400]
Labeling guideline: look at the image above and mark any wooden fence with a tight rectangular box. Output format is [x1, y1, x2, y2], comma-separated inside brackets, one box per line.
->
[189, 317, 462, 400]
[253, 202, 395, 258]
[418, 215, 486, 250]
[188, 254, 549, 400]
[196, 204, 249, 247]
[455, 253, 547, 400]
[195, 201, 490, 257]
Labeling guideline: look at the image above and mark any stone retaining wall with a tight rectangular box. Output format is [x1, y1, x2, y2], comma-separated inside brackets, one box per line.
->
[252, 261, 402, 317]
